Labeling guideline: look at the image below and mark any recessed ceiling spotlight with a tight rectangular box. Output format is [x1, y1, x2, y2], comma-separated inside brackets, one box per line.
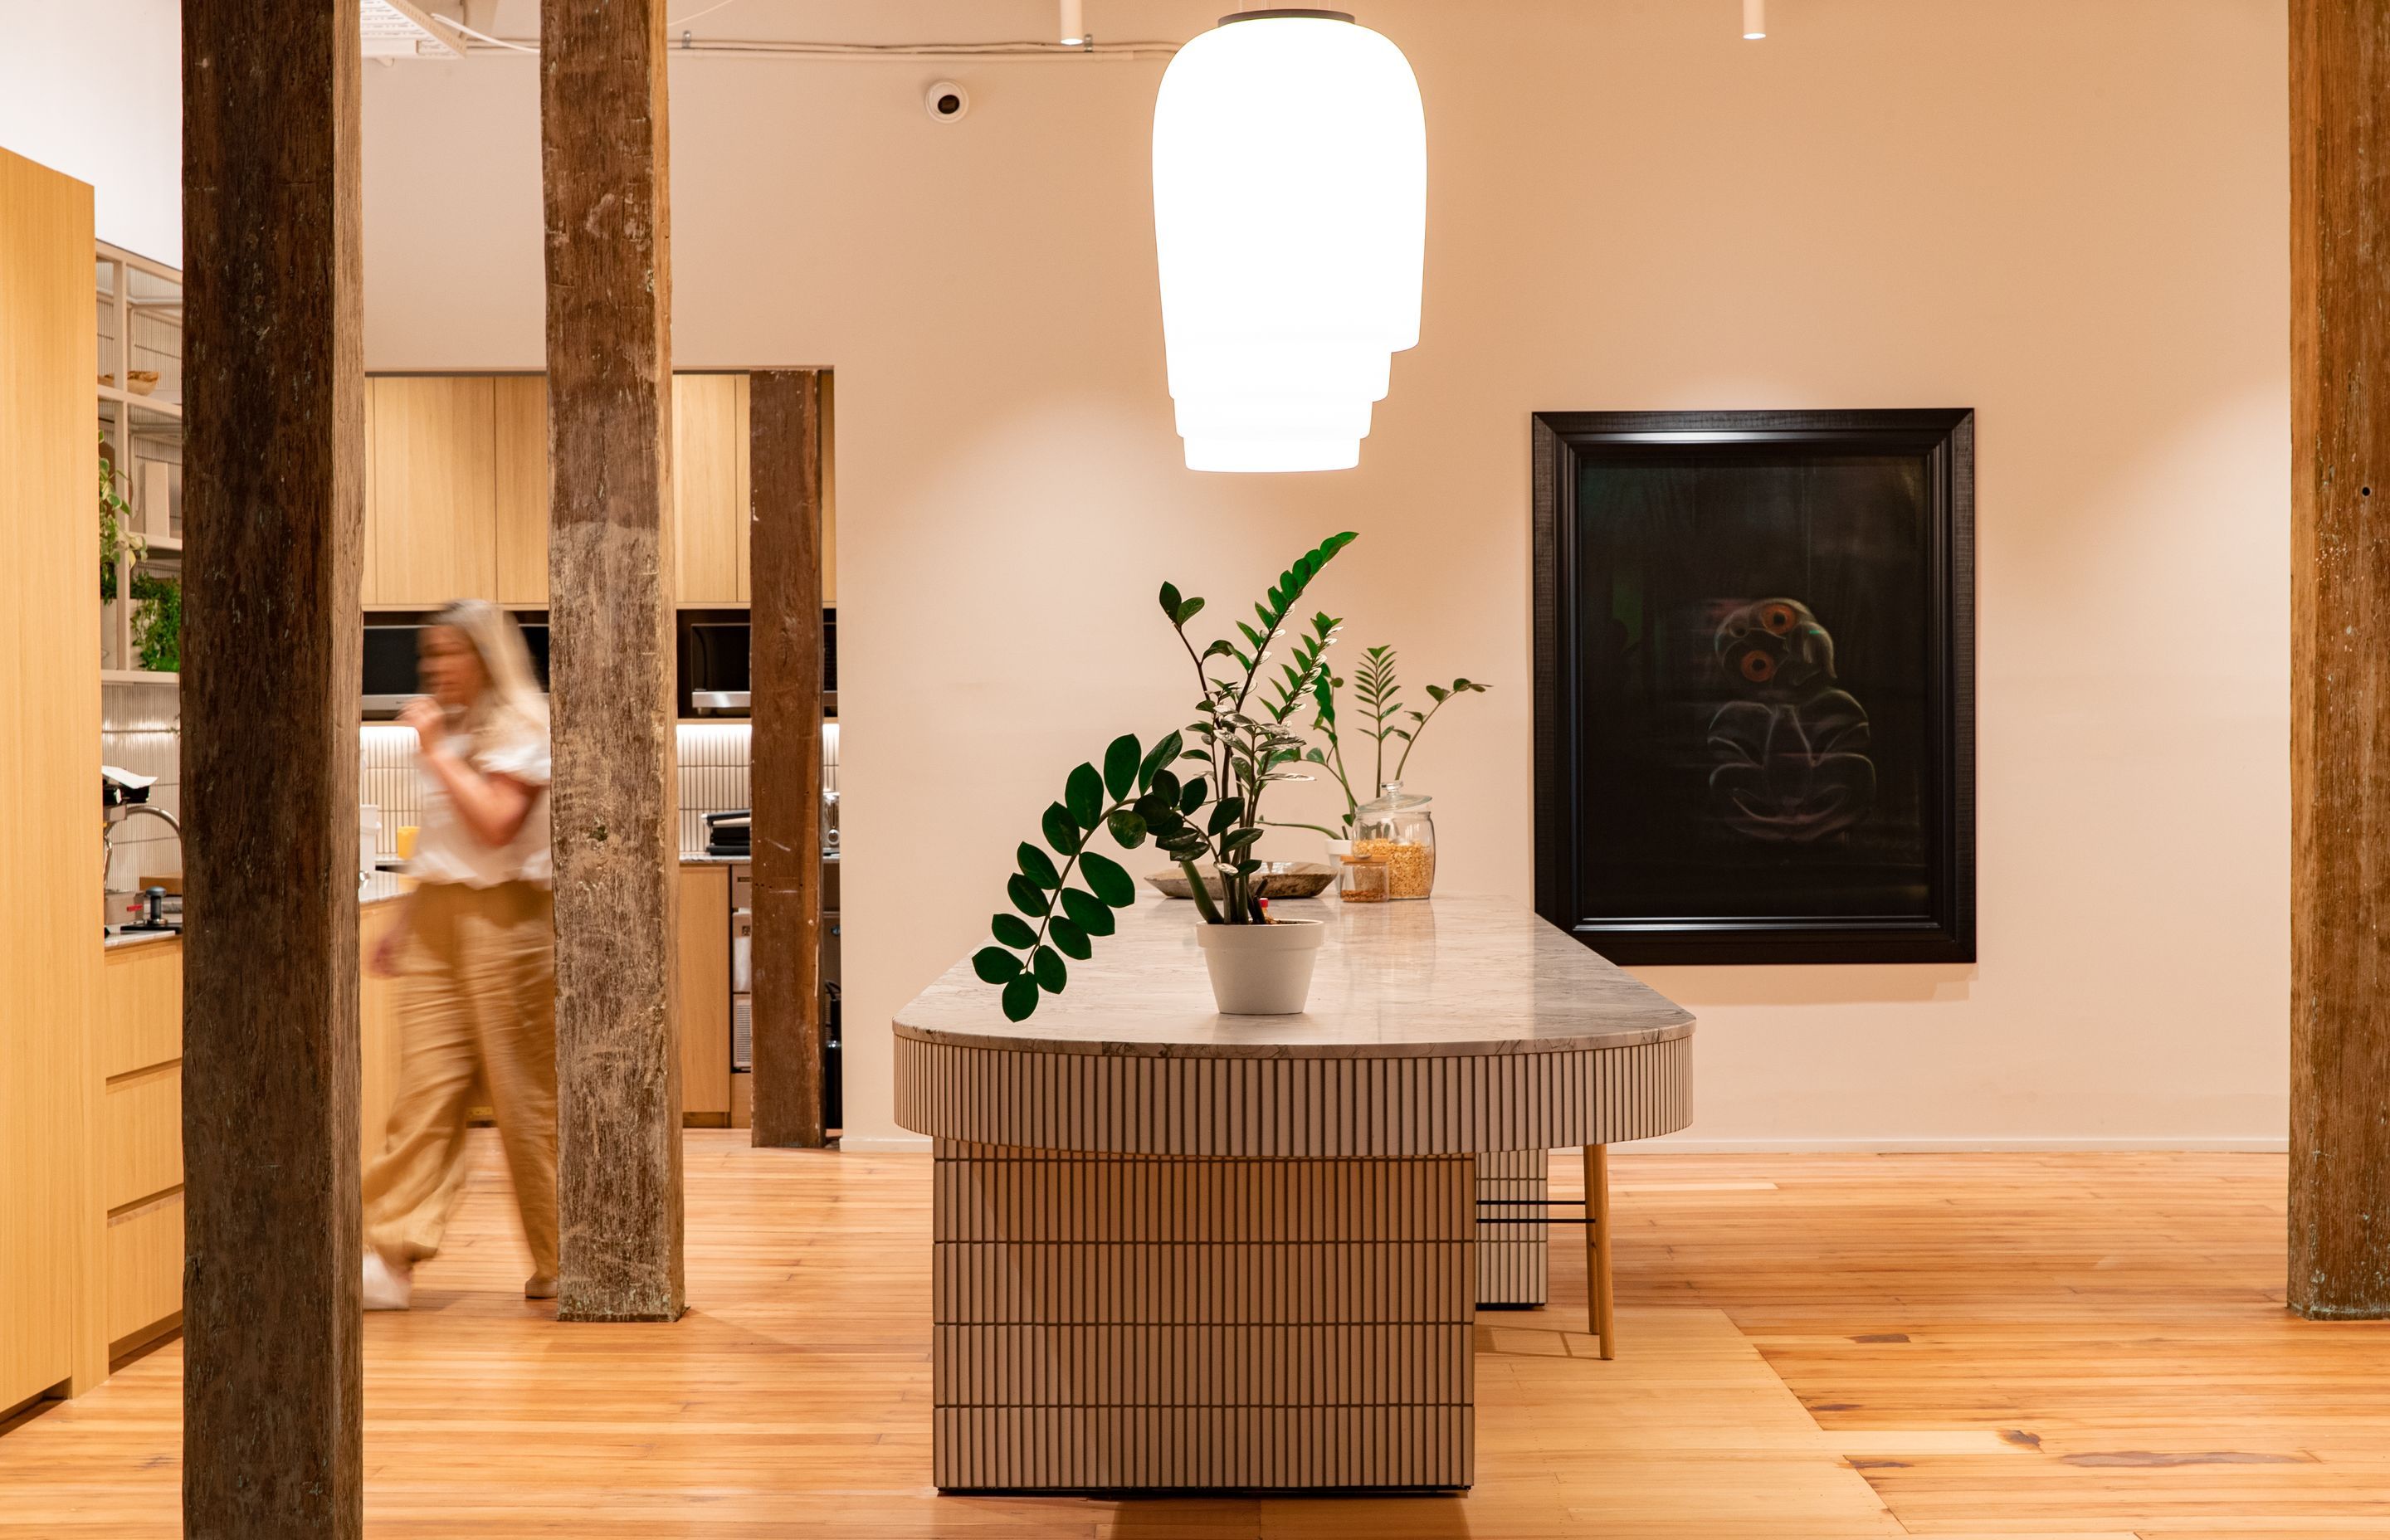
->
[1743, 0, 1766, 40]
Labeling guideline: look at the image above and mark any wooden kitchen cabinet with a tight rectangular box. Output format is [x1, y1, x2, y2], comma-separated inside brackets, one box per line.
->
[364, 374, 499, 607]
[679, 864, 733, 1123]
[673, 373, 749, 606]
[97, 942, 184, 1357]
[361, 370, 834, 612]
[493, 374, 550, 607]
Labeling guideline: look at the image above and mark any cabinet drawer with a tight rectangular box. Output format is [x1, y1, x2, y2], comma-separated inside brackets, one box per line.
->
[105, 1063, 183, 1211]
[107, 1190, 183, 1348]
[100, 941, 181, 1078]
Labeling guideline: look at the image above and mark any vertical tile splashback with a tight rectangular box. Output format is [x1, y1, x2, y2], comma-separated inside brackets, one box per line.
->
[101, 680, 183, 899]
[359, 719, 836, 860]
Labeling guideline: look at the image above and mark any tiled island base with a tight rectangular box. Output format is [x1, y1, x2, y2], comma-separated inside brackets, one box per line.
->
[931, 1140, 1475, 1493]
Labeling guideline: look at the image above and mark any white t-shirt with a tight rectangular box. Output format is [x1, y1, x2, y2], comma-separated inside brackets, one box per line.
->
[407, 722, 553, 889]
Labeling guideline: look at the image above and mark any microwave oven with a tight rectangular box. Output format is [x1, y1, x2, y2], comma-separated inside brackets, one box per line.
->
[363, 620, 550, 718]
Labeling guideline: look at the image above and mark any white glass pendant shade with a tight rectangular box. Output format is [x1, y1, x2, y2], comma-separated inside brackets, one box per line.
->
[1153, 10, 1427, 472]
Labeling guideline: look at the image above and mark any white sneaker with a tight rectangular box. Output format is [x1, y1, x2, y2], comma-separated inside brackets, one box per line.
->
[363, 1250, 413, 1311]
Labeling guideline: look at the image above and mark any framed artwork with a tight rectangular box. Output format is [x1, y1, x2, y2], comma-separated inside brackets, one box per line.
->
[1530, 409, 1975, 964]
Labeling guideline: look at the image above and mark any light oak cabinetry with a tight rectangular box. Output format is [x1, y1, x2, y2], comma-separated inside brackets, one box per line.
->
[92, 902, 410, 1362]
[673, 374, 749, 605]
[493, 374, 549, 607]
[98, 944, 184, 1356]
[0, 147, 105, 1411]
[364, 375, 499, 607]
[679, 864, 732, 1122]
[365, 372, 828, 610]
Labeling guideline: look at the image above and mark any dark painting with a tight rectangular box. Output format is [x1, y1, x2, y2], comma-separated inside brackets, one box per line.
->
[1532, 411, 1973, 964]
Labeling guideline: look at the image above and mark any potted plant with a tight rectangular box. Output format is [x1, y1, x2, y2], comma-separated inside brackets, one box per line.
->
[974, 532, 1357, 1020]
[1307, 644, 1489, 832]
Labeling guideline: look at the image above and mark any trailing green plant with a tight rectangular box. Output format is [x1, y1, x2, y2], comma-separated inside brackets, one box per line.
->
[973, 531, 1358, 1022]
[98, 433, 144, 601]
[1305, 645, 1489, 831]
[131, 573, 181, 673]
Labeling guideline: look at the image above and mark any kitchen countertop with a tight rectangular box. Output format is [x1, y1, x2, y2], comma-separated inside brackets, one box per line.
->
[104, 871, 414, 950]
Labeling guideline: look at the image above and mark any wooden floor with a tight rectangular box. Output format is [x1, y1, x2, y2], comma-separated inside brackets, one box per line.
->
[0, 1136, 2382, 1538]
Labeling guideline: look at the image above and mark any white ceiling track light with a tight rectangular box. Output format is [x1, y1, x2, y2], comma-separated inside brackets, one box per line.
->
[1151, 8, 1427, 473]
[1743, 0, 1767, 40]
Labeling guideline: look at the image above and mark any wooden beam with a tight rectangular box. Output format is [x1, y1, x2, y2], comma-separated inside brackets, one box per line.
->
[749, 369, 827, 1148]
[180, 0, 366, 1529]
[539, 0, 685, 1321]
[2291, 0, 2390, 1321]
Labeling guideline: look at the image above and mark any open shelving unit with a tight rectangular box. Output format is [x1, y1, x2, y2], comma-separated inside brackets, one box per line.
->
[97, 239, 183, 682]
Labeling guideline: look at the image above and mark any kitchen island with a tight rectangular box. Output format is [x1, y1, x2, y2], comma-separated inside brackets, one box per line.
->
[894, 893, 1695, 1494]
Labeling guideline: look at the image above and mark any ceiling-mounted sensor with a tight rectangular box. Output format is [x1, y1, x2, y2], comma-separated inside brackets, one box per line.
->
[926, 80, 971, 121]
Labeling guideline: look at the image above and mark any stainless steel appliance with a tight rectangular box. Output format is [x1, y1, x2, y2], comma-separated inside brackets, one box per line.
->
[724, 850, 841, 1133]
[363, 619, 549, 717]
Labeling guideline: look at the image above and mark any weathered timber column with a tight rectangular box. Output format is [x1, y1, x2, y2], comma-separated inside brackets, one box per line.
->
[181, 0, 365, 1531]
[749, 370, 827, 1148]
[540, 0, 685, 1321]
[2291, 0, 2390, 1320]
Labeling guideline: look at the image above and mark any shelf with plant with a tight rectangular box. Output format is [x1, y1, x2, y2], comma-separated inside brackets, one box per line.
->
[98, 433, 182, 676]
[973, 531, 1357, 1021]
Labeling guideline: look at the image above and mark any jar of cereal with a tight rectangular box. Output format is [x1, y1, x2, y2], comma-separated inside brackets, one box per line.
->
[1353, 782, 1436, 900]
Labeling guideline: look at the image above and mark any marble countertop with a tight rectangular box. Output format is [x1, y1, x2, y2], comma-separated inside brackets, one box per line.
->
[895, 892, 1695, 1060]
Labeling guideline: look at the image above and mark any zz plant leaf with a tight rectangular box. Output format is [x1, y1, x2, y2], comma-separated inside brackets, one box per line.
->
[977, 534, 1359, 1019]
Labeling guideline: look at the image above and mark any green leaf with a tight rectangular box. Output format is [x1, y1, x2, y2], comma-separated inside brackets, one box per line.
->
[1137, 731, 1183, 791]
[992, 913, 1037, 948]
[973, 946, 1022, 984]
[1032, 946, 1067, 994]
[1207, 797, 1246, 836]
[1066, 763, 1105, 830]
[1060, 886, 1116, 937]
[1149, 768, 1181, 807]
[1222, 826, 1266, 852]
[1426, 684, 1448, 704]
[1041, 802, 1082, 857]
[1108, 808, 1149, 848]
[1048, 915, 1092, 960]
[1158, 581, 1183, 618]
[1202, 639, 1236, 660]
[1238, 620, 1264, 650]
[1103, 734, 1142, 802]
[1175, 597, 1206, 626]
[1179, 777, 1208, 814]
[1018, 842, 1062, 889]
[1002, 976, 1040, 1021]
[1079, 850, 1135, 907]
[1008, 873, 1051, 918]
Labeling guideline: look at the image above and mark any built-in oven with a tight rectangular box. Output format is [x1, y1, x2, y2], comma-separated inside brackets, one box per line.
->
[363, 617, 550, 717]
[676, 609, 837, 719]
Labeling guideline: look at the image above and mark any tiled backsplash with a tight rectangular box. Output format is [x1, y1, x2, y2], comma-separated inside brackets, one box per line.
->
[102, 680, 183, 900]
[361, 720, 837, 860]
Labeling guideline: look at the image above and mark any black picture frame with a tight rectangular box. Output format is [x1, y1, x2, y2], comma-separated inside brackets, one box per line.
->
[1531, 409, 1975, 965]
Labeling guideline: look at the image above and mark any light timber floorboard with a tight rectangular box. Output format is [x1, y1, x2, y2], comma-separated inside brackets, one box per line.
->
[0, 1140, 2380, 1537]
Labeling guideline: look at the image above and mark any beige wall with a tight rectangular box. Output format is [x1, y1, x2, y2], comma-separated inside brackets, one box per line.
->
[358, 0, 2290, 1148]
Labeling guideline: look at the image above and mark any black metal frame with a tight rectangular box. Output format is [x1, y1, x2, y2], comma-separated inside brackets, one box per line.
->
[1529, 408, 1977, 966]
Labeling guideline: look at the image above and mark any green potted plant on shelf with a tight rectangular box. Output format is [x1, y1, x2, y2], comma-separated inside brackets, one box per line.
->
[974, 531, 1357, 1021]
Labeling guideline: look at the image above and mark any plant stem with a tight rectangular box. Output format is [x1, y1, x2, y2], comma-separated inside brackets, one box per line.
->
[1179, 857, 1225, 924]
[1393, 695, 1451, 780]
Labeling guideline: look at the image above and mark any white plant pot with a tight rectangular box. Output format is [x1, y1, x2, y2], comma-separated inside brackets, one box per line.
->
[1195, 919, 1325, 1015]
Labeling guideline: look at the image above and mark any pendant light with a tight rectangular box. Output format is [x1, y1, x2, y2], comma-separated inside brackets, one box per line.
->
[1152, 8, 1427, 472]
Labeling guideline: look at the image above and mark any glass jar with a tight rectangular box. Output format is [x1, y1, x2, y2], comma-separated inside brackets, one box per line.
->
[1329, 839, 1390, 904]
[1353, 782, 1436, 899]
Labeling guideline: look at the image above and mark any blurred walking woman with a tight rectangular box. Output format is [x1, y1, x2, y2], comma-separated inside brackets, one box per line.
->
[362, 601, 557, 1310]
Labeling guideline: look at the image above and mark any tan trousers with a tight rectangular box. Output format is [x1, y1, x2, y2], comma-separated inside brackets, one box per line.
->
[363, 880, 558, 1281]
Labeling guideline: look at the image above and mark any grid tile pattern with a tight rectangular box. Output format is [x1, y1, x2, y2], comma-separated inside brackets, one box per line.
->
[932, 1141, 1475, 1492]
[101, 681, 183, 902]
[1475, 1148, 1550, 1307]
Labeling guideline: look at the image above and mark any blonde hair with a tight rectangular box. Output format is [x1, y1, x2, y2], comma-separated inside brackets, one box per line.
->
[431, 600, 549, 763]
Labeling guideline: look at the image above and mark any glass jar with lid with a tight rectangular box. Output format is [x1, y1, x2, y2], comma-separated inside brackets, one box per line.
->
[1353, 782, 1436, 899]
[1328, 839, 1390, 903]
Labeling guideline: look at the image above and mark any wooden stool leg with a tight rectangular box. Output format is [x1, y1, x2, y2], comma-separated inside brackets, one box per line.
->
[1586, 1143, 1615, 1359]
